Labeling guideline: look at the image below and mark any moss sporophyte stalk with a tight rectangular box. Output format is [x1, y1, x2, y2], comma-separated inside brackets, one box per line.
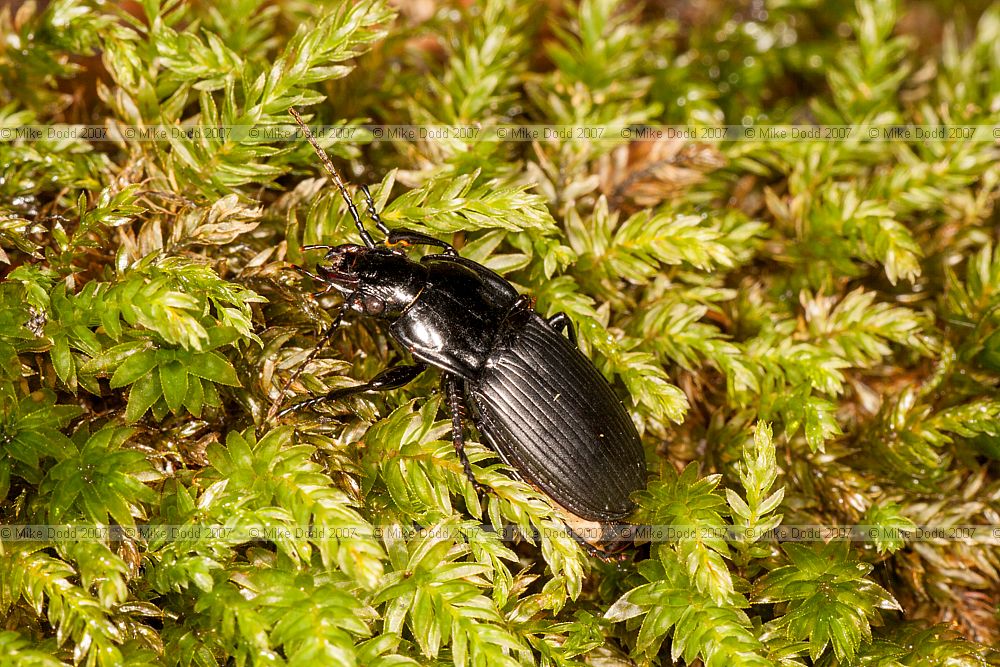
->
[0, 0, 998, 665]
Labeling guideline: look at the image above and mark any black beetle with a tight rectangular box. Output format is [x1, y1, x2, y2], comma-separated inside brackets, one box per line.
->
[275, 109, 646, 554]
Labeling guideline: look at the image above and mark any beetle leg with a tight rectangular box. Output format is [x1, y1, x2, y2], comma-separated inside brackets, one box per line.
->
[359, 184, 392, 238]
[288, 265, 338, 296]
[355, 177, 459, 257]
[444, 375, 487, 495]
[265, 308, 347, 422]
[563, 526, 630, 562]
[546, 312, 577, 347]
[512, 294, 534, 310]
[386, 229, 459, 256]
[275, 363, 427, 418]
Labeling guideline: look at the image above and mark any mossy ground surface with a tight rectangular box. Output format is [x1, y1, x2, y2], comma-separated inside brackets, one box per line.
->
[1, 0, 999, 665]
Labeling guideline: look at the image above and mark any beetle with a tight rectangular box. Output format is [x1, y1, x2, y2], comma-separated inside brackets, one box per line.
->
[273, 108, 646, 554]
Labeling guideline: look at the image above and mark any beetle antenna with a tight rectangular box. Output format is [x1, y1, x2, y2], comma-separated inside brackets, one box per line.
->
[289, 108, 376, 249]
[265, 306, 346, 424]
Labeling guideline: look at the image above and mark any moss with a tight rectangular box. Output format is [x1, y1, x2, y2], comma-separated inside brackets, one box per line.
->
[1, 0, 998, 664]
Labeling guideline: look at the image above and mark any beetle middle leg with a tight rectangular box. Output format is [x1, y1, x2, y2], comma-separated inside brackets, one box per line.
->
[276, 363, 427, 418]
[547, 312, 577, 347]
[444, 375, 487, 495]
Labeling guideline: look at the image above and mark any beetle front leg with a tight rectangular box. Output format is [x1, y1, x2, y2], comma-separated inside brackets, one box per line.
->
[356, 180, 460, 257]
[359, 184, 392, 238]
[275, 363, 427, 418]
[547, 312, 577, 347]
[265, 307, 346, 423]
[386, 229, 459, 256]
[444, 375, 487, 495]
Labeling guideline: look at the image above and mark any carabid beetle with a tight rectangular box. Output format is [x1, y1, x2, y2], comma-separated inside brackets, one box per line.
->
[274, 109, 646, 554]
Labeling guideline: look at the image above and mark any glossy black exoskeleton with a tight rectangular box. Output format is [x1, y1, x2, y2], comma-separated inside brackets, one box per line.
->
[275, 109, 646, 554]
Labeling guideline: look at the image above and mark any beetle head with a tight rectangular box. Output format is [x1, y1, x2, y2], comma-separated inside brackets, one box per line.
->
[314, 244, 427, 318]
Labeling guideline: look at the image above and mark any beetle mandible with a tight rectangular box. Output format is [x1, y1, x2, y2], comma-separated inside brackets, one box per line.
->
[274, 108, 646, 554]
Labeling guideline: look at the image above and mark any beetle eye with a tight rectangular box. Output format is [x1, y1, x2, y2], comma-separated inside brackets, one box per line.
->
[364, 295, 386, 315]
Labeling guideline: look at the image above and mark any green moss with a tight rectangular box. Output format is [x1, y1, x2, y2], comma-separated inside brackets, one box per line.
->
[1, 0, 999, 664]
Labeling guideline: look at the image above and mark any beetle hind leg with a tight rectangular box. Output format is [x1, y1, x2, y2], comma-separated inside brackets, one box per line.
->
[445, 375, 488, 495]
[563, 524, 631, 562]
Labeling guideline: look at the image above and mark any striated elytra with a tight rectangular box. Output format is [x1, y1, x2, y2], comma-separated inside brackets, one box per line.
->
[277, 109, 646, 554]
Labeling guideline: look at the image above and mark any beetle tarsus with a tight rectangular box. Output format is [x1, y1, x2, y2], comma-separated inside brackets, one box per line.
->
[266, 308, 346, 423]
[445, 375, 487, 495]
[566, 529, 630, 562]
[359, 184, 392, 238]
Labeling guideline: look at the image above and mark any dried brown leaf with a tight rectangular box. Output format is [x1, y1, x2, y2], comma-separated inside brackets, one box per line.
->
[599, 138, 725, 211]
